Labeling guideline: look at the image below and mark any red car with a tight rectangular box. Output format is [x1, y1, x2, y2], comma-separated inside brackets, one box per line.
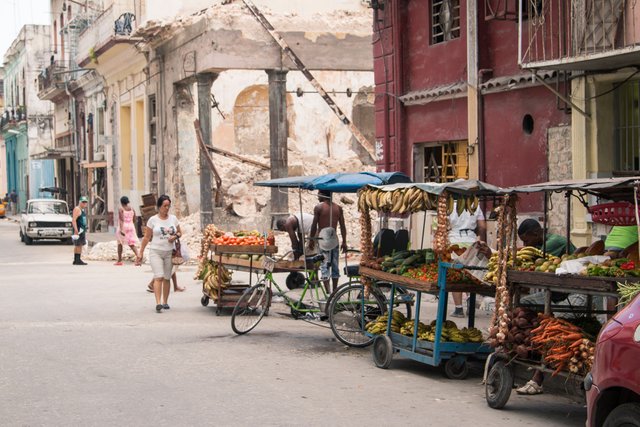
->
[585, 293, 640, 427]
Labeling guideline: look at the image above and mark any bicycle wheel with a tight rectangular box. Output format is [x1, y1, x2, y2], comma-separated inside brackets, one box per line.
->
[231, 283, 271, 335]
[375, 282, 413, 320]
[328, 282, 385, 347]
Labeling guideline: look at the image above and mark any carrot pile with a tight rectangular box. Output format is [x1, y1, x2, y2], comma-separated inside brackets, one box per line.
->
[530, 316, 595, 376]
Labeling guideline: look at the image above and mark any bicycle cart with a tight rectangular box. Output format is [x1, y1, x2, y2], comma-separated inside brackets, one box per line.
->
[247, 171, 413, 343]
[483, 177, 640, 410]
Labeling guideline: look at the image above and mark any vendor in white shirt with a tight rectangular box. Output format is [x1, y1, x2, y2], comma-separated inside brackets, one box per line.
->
[448, 200, 487, 317]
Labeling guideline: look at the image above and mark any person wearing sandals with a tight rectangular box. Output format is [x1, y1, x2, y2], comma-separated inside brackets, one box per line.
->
[136, 195, 182, 313]
[114, 196, 139, 265]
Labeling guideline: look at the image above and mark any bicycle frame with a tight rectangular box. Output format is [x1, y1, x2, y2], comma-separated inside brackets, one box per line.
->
[260, 256, 329, 315]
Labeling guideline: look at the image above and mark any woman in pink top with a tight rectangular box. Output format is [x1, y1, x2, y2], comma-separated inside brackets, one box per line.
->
[115, 196, 140, 265]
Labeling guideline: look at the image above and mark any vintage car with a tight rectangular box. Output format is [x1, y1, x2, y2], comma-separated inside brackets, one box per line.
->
[19, 199, 74, 244]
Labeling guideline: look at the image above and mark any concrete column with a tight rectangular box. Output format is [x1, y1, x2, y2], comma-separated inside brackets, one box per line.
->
[196, 72, 218, 229]
[266, 69, 289, 215]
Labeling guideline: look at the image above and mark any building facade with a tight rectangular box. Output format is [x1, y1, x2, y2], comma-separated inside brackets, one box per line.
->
[374, 0, 640, 245]
[2, 25, 55, 212]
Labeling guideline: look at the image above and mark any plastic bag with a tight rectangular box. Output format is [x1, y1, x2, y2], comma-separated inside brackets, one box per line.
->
[555, 255, 610, 275]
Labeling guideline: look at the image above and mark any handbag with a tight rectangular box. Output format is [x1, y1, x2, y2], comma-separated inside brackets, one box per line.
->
[172, 238, 185, 265]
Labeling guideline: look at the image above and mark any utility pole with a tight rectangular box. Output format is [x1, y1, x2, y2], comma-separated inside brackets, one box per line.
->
[196, 72, 217, 229]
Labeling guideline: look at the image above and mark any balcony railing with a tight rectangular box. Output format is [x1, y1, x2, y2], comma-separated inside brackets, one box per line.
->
[1, 106, 27, 129]
[76, 0, 138, 66]
[519, 0, 640, 70]
[37, 61, 70, 98]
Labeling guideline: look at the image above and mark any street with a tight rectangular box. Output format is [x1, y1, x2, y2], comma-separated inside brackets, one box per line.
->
[0, 219, 586, 426]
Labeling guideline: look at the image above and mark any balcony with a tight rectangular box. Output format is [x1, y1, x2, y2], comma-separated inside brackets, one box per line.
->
[1, 106, 27, 130]
[519, 0, 640, 70]
[37, 61, 70, 101]
[76, 0, 142, 69]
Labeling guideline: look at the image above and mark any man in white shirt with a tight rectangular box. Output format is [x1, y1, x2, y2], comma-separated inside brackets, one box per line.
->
[449, 201, 487, 317]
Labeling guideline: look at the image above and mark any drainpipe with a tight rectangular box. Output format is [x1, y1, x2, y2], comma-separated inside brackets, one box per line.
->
[478, 69, 492, 183]
[392, 0, 406, 174]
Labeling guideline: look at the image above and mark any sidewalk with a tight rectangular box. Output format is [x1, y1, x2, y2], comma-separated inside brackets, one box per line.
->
[2, 214, 113, 246]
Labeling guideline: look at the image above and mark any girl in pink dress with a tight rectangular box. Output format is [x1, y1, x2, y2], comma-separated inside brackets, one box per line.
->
[115, 196, 140, 265]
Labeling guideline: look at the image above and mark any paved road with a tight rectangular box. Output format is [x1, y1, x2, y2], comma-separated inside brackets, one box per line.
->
[0, 219, 586, 426]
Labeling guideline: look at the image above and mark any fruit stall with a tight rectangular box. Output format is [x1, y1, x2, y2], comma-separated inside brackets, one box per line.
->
[483, 177, 640, 409]
[356, 179, 500, 379]
[196, 224, 279, 315]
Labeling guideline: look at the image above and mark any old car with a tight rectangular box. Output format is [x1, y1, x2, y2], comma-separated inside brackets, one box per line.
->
[19, 199, 74, 245]
[585, 293, 640, 427]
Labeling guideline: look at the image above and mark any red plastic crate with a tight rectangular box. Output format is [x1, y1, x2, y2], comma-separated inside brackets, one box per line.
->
[589, 202, 638, 226]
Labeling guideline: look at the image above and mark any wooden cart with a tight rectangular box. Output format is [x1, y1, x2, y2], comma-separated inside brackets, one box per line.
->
[201, 244, 278, 315]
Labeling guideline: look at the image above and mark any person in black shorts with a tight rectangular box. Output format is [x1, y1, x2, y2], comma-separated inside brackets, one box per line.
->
[72, 196, 89, 265]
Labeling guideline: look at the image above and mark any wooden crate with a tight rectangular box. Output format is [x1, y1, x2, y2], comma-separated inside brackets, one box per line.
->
[141, 193, 157, 207]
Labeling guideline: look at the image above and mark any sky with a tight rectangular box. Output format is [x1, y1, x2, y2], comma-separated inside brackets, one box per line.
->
[0, 0, 51, 60]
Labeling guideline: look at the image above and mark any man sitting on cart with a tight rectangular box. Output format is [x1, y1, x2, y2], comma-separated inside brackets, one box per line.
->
[276, 213, 314, 260]
[309, 190, 347, 294]
[516, 219, 579, 395]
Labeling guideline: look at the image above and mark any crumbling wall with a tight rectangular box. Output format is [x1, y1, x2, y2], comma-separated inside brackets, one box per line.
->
[547, 125, 572, 236]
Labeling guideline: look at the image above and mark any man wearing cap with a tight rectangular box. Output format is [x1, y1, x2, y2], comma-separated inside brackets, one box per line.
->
[72, 196, 89, 265]
[309, 190, 347, 294]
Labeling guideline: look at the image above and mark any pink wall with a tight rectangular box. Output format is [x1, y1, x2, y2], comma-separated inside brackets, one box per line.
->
[483, 86, 568, 211]
[404, 1, 467, 90]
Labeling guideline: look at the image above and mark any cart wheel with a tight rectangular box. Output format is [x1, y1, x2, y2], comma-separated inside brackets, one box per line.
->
[485, 361, 514, 409]
[444, 356, 469, 380]
[372, 335, 394, 369]
[201, 296, 210, 307]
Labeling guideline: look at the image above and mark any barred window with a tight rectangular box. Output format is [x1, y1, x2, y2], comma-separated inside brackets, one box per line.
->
[614, 80, 640, 174]
[432, 0, 461, 44]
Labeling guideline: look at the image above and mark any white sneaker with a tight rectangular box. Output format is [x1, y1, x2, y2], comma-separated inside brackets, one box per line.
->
[515, 380, 543, 395]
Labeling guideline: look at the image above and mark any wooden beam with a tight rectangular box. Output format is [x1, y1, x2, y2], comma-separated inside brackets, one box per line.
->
[194, 119, 223, 207]
[205, 145, 270, 170]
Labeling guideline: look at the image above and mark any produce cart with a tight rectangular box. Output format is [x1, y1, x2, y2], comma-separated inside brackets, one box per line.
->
[357, 180, 499, 378]
[483, 177, 640, 409]
[196, 226, 278, 315]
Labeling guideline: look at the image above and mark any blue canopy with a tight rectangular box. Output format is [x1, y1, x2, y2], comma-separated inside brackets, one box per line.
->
[255, 171, 412, 193]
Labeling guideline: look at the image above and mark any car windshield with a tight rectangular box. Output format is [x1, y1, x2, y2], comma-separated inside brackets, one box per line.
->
[28, 201, 69, 215]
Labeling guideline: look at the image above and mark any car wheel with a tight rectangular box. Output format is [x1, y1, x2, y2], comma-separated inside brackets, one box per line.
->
[19, 230, 24, 242]
[604, 403, 640, 427]
[24, 235, 33, 245]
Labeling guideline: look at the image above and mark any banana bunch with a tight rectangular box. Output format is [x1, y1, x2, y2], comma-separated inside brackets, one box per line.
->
[460, 327, 484, 343]
[365, 310, 406, 334]
[197, 260, 232, 301]
[484, 246, 555, 283]
[400, 320, 431, 336]
[358, 187, 480, 216]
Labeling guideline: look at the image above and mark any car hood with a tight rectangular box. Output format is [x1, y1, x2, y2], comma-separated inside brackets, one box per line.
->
[24, 213, 73, 222]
